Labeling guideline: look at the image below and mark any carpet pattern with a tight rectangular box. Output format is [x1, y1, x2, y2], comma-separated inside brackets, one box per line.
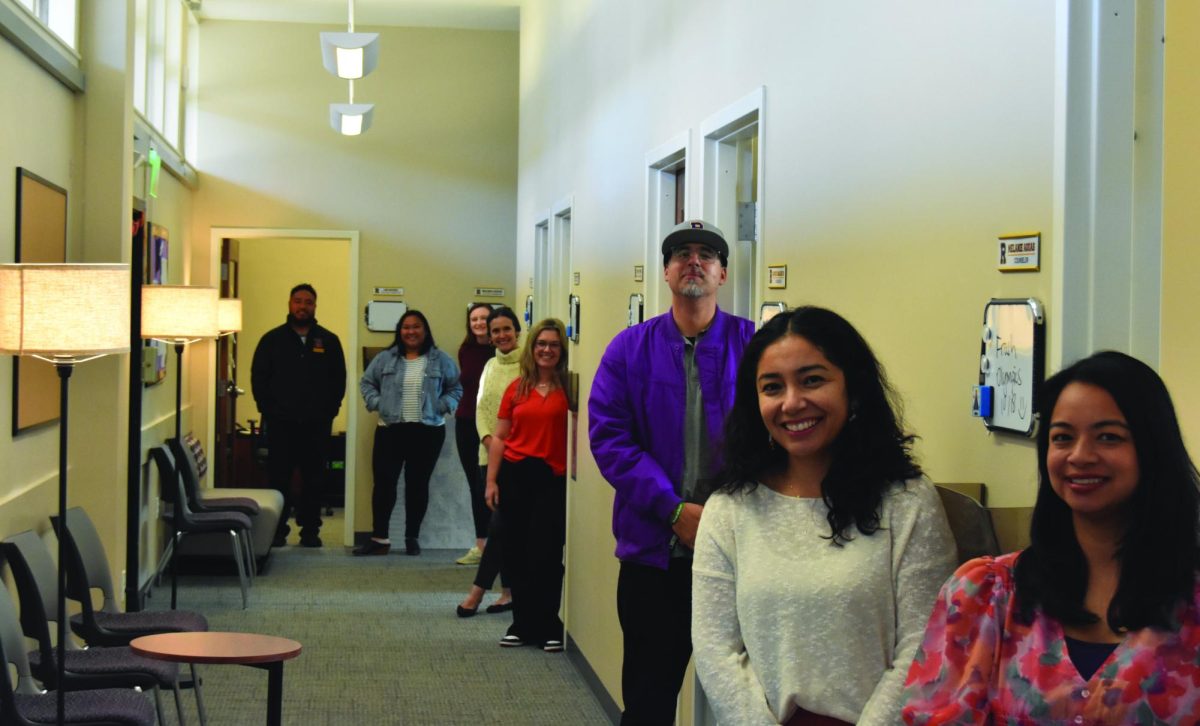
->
[147, 511, 612, 725]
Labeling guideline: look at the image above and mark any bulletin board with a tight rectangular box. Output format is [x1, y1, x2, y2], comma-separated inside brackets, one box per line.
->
[979, 298, 1045, 436]
[12, 168, 67, 435]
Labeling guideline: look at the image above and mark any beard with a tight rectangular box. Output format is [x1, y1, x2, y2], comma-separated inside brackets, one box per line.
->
[677, 280, 706, 298]
[287, 313, 313, 328]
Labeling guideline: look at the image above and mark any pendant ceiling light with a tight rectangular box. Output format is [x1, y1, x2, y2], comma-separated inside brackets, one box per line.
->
[320, 0, 379, 79]
[321, 0, 378, 135]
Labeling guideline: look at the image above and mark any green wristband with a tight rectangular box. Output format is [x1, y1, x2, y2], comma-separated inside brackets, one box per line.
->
[669, 502, 685, 525]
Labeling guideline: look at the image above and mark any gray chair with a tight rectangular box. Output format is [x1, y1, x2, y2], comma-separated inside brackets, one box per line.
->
[3, 530, 191, 725]
[50, 508, 210, 644]
[150, 445, 253, 609]
[935, 485, 1002, 565]
[0, 582, 157, 726]
[50, 507, 210, 725]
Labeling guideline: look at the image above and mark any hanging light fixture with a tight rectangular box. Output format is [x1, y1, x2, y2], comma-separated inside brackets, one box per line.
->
[322, 0, 377, 135]
[320, 0, 379, 80]
[330, 100, 375, 136]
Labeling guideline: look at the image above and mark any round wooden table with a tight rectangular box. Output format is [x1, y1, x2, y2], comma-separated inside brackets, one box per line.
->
[130, 632, 302, 726]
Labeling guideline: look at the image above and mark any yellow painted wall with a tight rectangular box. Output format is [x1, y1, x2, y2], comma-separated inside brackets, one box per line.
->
[235, 237, 352, 434]
[189, 20, 519, 535]
[518, 0, 1057, 714]
[0, 33, 78, 540]
[1162, 2, 1200, 452]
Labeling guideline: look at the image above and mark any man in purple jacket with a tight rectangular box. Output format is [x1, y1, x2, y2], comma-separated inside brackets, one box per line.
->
[589, 220, 754, 724]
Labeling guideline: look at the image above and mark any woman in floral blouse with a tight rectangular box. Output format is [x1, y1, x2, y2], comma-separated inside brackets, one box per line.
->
[902, 351, 1200, 725]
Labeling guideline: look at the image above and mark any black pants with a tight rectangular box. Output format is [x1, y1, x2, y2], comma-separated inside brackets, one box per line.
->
[370, 422, 445, 540]
[454, 418, 489, 539]
[617, 558, 693, 726]
[473, 466, 508, 590]
[266, 418, 332, 537]
[497, 457, 565, 645]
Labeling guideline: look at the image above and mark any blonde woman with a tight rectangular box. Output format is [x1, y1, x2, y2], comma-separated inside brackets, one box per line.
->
[486, 318, 570, 652]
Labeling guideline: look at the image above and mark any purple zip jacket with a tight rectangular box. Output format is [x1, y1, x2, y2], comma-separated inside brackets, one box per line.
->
[588, 308, 754, 570]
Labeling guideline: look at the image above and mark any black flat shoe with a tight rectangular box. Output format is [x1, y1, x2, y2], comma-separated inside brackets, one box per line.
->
[353, 539, 391, 556]
[456, 604, 478, 618]
[405, 538, 421, 556]
[485, 601, 513, 614]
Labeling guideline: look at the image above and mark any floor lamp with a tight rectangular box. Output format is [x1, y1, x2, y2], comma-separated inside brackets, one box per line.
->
[0, 263, 131, 726]
[140, 285, 219, 608]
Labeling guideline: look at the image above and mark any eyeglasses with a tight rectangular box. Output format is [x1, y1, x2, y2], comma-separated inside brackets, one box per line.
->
[534, 340, 562, 350]
[669, 246, 719, 263]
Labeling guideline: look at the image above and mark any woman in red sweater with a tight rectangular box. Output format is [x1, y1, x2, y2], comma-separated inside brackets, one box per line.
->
[485, 318, 570, 652]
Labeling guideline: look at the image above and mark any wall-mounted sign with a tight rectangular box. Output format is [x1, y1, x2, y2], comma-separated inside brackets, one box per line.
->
[998, 233, 1040, 272]
[633, 265, 644, 283]
[474, 287, 505, 297]
[374, 286, 404, 295]
[767, 264, 787, 289]
[573, 272, 580, 285]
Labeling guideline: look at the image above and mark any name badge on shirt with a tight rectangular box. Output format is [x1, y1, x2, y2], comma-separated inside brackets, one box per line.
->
[312, 337, 326, 353]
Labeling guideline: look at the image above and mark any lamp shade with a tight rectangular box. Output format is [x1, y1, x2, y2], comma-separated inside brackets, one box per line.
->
[218, 298, 243, 333]
[0, 264, 131, 357]
[141, 285, 219, 341]
[330, 103, 374, 135]
[320, 31, 380, 79]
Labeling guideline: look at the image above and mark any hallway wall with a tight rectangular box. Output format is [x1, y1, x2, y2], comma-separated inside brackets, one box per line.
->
[516, 0, 1059, 714]
[1162, 1, 1200, 452]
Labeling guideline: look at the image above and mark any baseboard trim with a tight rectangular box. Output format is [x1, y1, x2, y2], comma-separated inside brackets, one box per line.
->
[566, 633, 621, 725]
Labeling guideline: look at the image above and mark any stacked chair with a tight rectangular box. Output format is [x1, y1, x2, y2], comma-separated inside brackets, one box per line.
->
[150, 444, 254, 609]
[52, 507, 211, 724]
[0, 569, 157, 725]
[3, 531, 187, 724]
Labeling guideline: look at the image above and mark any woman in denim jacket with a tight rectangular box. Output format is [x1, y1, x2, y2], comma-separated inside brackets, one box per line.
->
[356, 310, 463, 556]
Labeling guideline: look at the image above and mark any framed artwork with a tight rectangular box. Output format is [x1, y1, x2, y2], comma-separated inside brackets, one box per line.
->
[767, 264, 788, 289]
[12, 168, 67, 435]
[142, 222, 169, 386]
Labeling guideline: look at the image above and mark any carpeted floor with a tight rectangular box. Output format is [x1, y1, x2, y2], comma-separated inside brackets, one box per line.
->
[149, 511, 612, 725]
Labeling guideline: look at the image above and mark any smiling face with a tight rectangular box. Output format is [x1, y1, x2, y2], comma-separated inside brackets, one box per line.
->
[756, 334, 849, 482]
[489, 316, 518, 353]
[289, 289, 316, 325]
[469, 306, 490, 342]
[399, 315, 427, 353]
[1046, 382, 1139, 522]
[532, 329, 562, 372]
[664, 243, 727, 300]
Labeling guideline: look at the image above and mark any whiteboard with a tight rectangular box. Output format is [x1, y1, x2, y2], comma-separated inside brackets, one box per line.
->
[979, 298, 1045, 436]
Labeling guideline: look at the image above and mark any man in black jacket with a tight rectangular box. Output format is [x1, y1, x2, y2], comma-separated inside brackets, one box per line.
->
[251, 283, 347, 547]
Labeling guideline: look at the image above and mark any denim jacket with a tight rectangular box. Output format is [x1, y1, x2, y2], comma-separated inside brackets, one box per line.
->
[360, 346, 462, 427]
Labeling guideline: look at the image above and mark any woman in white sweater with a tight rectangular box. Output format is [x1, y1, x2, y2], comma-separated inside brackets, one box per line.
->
[692, 307, 956, 725]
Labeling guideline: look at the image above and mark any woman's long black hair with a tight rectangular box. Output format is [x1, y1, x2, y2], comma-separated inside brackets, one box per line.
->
[718, 306, 921, 544]
[391, 309, 435, 355]
[1014, 351, 1200, 630]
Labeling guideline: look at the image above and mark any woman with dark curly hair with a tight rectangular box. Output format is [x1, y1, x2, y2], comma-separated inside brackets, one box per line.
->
[692, 306, 955, 725]
[902, 351, 1200, 724]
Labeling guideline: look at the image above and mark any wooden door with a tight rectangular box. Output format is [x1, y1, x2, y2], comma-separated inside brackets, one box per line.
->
[214, 238, 240, 486]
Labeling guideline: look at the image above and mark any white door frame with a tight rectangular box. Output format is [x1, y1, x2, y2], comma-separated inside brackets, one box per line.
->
[206, 226, 361, 545]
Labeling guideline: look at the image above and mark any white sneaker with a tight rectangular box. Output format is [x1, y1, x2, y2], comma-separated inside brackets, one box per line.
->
[455, 546, 483, 565]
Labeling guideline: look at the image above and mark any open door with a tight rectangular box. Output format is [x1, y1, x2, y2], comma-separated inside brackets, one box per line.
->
[214, 238, 241, 485]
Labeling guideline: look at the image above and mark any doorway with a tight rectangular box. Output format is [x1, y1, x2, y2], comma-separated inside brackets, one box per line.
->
[207, 227, 360, 545]
[701, 87, 765, 321]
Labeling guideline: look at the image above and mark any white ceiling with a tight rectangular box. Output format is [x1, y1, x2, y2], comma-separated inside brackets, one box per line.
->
[196, 0, 520, 31]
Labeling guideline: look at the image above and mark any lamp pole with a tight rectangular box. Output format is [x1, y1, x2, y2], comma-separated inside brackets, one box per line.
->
[55, 362, 73, 726]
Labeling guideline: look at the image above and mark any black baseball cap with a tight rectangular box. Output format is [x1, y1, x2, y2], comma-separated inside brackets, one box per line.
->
[661, 219, 729, 267]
